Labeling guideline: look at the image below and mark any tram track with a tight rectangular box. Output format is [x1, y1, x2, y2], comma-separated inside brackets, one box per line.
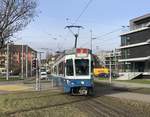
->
[0, 81, 150, 117]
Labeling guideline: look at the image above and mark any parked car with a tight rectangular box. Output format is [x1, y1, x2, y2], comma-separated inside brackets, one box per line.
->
[40, 72, 47, 80]
[1, 69, 6, 76]
[40, 68, 47, 80]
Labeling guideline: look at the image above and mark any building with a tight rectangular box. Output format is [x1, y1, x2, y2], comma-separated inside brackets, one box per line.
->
[95, 49, 121, 73]
[0, 44, 37, 76]
[104, 49, 121, 73]
[95, 50, 109, 66]
[119, 13, 150, 75]
[46, 51, 64, 74]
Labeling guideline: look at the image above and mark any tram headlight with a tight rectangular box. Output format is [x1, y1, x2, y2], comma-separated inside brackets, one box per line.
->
[67, 80, 70, 84]
[81, 81, 84, 85]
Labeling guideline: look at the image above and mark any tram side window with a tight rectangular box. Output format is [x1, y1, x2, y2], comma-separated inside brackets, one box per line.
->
[66, 59, 74, 76]
[58, 62, 64, 75]
[91, 61, 94, 72]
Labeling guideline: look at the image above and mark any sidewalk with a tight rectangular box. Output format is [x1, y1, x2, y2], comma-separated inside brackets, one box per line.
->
[106, 92, 150, 103]
[95, 79, 150, 88]
[95, 79, 150, 103]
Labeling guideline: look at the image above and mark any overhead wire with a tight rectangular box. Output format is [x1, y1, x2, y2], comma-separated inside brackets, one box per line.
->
[80, 26, 126, 48]
[64, 0, 93, 49]
[73, 0, 94, 25]
[81, 34, 120, 47]
[94, 27, 125, 40]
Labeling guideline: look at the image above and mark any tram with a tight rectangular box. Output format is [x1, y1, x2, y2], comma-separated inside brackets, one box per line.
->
[52, 48, 94, 95]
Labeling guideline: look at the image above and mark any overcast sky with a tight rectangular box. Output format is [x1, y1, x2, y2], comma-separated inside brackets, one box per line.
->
[15, 0, 150, 55]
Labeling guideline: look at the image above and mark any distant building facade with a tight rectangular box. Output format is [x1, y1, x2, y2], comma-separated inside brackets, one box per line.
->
[46, 51, 64, 74]
[0, 44, 37, 76]
[95, 49, 121, 73]
[105, 49, 121, 73]
[119, 13, 150, 75]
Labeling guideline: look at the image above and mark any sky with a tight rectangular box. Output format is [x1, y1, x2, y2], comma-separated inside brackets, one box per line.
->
[15, 0, 150, 56]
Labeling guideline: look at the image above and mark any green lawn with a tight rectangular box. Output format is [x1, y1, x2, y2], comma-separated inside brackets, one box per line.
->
[98, 77, 117, 81]
[0, 90, 86, 117]
[97, 77, 109, 80]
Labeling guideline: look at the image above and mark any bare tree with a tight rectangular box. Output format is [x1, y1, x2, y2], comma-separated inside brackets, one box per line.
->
[0, 0, 37, 48]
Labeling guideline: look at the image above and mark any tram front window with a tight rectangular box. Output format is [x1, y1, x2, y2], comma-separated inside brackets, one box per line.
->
[66, 59, 74, 76]
[75, 59, 89, 75]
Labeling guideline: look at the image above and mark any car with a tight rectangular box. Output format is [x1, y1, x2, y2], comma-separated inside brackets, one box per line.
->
[40, 72, 47, 80]
[1, 69, 6, 76]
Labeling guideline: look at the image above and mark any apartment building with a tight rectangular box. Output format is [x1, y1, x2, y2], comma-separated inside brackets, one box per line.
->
[0, 44, 37, 76]
[119, 13, 150, 75]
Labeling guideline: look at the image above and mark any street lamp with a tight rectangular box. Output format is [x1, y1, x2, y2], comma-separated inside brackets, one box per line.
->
[35, 51, 44, 91]
[109, 53, 112, 84]
[21, 44, 24, 79]
[26, 45, 28, 79]
[6, 40, 14, 80]
[90, 30, 97, 53]
[6, 42, 9, 80]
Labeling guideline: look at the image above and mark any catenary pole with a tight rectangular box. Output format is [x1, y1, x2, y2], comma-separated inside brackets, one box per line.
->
[6, 43, 9, 80]
[30, 51, 32, 77]
[35, 58, 38, 91]
[21, 44, 24, 79]
[26, 45, 28, 78]
[109, 53, 112, 83]
[90, 30, 92, 52]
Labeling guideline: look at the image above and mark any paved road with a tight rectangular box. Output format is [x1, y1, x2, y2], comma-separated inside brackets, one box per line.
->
[94, 79, 150, 103]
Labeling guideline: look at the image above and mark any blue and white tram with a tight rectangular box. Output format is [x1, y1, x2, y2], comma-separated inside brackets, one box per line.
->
[52, 48, 94, 95]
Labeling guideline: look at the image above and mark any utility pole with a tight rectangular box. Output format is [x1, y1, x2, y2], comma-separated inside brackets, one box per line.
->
[30, 52, 32, 77]
[38, 52, 43, 90]
[39, 52, 41, 90]
[21, 44, 24, 79]
[35, 51, 44, 91]
[114, 49, 117, 73]
[90, 30, 96, 53]
[65, 25, 83, 48]
[6, 43, 9, 80]
[109, 53, 112, 83]
[26, 45, 28, 78]
[35, 58, 38, 91]
[90, 30, 92, 51]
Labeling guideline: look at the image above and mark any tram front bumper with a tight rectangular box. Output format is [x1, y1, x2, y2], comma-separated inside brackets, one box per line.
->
[65, 79, 94, 87]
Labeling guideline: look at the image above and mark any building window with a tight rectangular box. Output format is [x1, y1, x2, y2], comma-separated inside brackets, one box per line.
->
[121, 36, 130, 46]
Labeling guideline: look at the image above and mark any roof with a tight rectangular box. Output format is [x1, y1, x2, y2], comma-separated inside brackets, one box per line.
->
[120, 27, 150, 36]
[130, 13, 150, 24]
